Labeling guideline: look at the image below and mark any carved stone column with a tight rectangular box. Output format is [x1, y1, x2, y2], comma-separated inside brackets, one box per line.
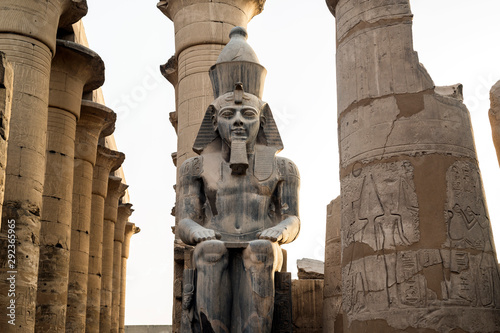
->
[157, 2, 266, 329]
[86, 147, 124, 332]
[323, 197, 342, 333]
[0, 53, 13, 221]
[36, 39, 104, 333]
[327, 0, 500, 331]
[0, 2, 87, 331]
[111, 203, 134, 333]
[100, 177, 128, 333]
[119, 222, 140, 333]
[66, 101, 116, 332]
[489, 81, 500, 167]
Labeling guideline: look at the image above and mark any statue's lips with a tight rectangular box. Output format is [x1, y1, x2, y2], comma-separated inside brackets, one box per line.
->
[231, 128, 246, 135]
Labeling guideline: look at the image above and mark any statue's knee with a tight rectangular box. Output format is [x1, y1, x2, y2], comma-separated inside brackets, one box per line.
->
[194, 240, 228, 266]
[244, 240, 276, 266]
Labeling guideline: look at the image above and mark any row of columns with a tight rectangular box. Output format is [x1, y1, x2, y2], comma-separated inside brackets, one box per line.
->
[0, 1, 139, 332]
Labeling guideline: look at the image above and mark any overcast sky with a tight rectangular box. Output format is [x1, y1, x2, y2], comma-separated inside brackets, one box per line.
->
[82, 0, 500, 325]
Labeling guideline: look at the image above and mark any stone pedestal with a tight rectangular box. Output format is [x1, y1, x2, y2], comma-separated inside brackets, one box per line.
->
[323, 197, 342, 332]
[0, 2, 86, 331]
[120, 222, 140, 333]
[489, 81, 500, 167]
[327, 0, 500, 331]
[100, 177, 128, 333]
[0, 53, 13, 221]
[66, 101, 116, 332]
[158, 2, 266, 330]
[86, 146, 124, 332]
[36, 39, 104, 333]
[111, 203, 134, 333]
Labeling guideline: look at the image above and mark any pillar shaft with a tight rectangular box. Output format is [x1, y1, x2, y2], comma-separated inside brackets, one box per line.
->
[36, 39, 104, 333]
[66, 101, 116, 332]
[489, 81, 500, 167]
[86, 146, 124, 332]
[0, 53, 13, 222]
[0, 2, 86, 331]
[119, 222, 140, 333]
[100, 178, 128, 333]
[329, 0, 500, 331]
[111, 204, 134, 333]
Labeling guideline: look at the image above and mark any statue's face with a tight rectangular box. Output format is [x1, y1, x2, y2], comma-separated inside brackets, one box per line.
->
[216, 102, 261, 146]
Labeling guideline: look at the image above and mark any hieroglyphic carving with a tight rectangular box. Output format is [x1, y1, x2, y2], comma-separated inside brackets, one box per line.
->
[444, 161, 500, 308]
[342, 160, 419, 251]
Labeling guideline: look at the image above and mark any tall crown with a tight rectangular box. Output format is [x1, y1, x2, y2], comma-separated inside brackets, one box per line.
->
[209, 27, 267, 99]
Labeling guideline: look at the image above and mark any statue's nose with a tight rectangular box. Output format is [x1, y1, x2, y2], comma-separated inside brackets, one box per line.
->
[233, 112, 243, 126]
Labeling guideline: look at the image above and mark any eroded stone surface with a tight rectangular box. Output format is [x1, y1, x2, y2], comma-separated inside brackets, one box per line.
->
[489, 80, 500, 167]
[297, 259, 325, 280]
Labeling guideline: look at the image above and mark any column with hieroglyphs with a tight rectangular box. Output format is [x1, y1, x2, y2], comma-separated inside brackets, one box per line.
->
[0, 53, 13, 221]
[157, 2, 267, 329]
[111, 203, 134, 333]
[86, 147, 124, 332]
[326, 0, 500, 331]
[119, 222, 140, 333]
[0, 2, 87, 331]
[66, 101, 116, 332]
[36, 39, 104, 332]
[100, 177, 128, 333]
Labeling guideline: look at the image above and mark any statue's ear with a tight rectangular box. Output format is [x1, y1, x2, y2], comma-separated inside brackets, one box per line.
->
[193, 104, 219, 155]
[261, 103, 284, 151]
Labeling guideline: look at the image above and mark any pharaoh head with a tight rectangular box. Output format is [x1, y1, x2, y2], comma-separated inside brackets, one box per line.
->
[193, 27, 283, 176]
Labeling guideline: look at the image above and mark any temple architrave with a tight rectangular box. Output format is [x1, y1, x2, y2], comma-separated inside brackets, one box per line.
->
[0, 1, 139, 332]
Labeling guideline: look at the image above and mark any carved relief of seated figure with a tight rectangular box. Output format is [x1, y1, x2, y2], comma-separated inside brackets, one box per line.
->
[176, 27, 300, 333]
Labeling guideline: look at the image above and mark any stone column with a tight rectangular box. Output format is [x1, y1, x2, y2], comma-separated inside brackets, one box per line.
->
[489, 81, 500, 167]
[0, 53, 13, 220]
[86, 147, 124, 332]
[119, 222, 140, 333]
[0, 2, 87, 331]
[100, 177, 128, 333]
[157, 2, 266, 329]
[66, 101, 116, 332]
[323, 197, 342, 333]
[327, 0, 500, 331]
[111, 203, 134, 333]
[36, 39, 104, 333]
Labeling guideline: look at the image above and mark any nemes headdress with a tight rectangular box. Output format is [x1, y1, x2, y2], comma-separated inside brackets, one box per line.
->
[193, 27, 284, 158]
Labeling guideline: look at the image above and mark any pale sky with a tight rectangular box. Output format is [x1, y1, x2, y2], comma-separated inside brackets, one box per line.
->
[82, 0, 500, 325]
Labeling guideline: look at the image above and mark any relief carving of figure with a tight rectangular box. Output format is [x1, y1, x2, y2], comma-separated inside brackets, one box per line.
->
[176, 27, 300, 333]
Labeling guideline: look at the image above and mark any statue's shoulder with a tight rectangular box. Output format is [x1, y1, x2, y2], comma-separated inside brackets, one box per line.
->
[276, 156, 300, 180]
[179, 155, 204, 178]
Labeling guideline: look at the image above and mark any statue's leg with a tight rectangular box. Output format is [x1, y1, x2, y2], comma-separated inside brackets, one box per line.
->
[193, 240, 231, 333]
[241, 240, 283, 333]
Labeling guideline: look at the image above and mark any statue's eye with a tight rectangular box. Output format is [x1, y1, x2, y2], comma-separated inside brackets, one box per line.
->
[243, 110, 257, 118]
[219, 110, 234, 118]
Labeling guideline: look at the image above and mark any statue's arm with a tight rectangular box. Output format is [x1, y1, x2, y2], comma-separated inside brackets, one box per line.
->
[177, 157, 220, 245]
[259, 158, 300, 245]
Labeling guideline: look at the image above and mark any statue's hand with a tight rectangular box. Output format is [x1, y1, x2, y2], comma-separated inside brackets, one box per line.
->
[190, 226, 222, 244]
[257, 226, 289, 244]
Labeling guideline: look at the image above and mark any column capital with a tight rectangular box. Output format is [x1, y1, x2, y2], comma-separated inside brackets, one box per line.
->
[75, 100, 116, 164]
[93, 146, 125, 198]
[49, 40, 104, 118]
[106, 176, 128, 207]
[325, 0, 339, 16]
[0, 0, 88, 54]
[123, 222, 140, 259]
[115, 203, 134, 242]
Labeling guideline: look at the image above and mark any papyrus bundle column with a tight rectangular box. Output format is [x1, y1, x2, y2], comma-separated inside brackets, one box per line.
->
[0, 1, 87, 331]
[119, 222, 140, 333]
[66, 101, 116, 332]
[86, 147, 124, 332]
[327, 0, 500, 331]
[111, 203, 134, 333]
[36, 39, 104, 333]
[489, 81, 500, 167]
[157, 1, 266, 329]
[100, 177, 128, 333]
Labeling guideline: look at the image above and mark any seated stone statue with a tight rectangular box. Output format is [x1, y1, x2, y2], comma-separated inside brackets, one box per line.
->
[177, 27, 300, 333]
